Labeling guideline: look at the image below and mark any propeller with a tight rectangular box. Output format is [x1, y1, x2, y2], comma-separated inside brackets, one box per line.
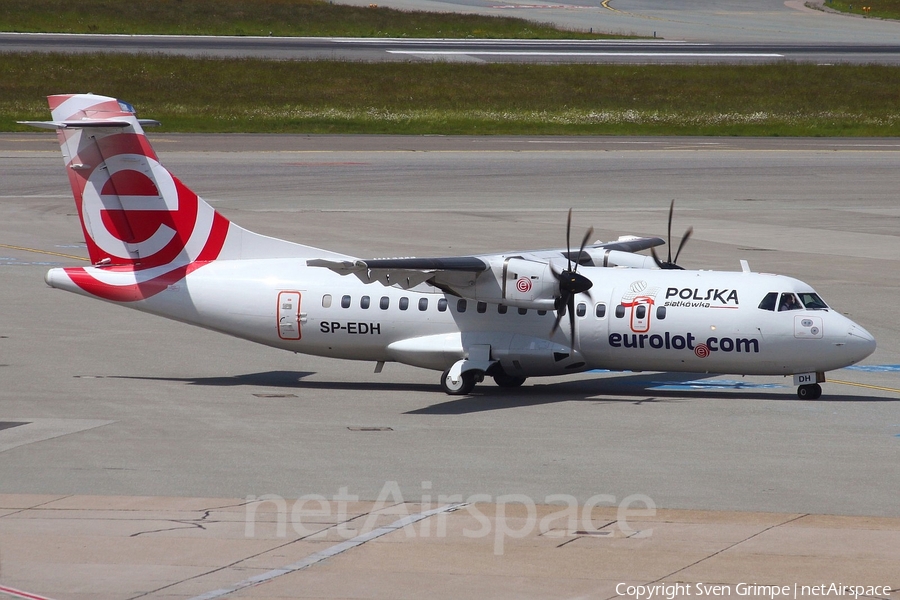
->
[550, 209, 594, 341]
[650, 200, 693, 270]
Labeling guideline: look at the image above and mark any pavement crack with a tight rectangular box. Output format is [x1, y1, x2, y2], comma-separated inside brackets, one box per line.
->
[601, 513, 810, 600]
[125, 506, 366, 600]
[0, 495, 72, 519]
[130, 519, 209, 537]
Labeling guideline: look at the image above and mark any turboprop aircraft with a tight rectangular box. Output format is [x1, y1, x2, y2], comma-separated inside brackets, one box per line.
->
[24, 94, 876, 399]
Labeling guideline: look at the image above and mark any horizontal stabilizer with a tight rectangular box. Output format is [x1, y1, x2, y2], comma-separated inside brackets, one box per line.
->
[19, 119, 161, 130]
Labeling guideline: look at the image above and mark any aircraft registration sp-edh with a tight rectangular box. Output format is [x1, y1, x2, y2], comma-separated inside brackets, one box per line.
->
[23, 94, 876, 399]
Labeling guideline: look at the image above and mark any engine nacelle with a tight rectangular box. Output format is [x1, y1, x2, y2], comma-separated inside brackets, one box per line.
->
[588, 249, 659, 269]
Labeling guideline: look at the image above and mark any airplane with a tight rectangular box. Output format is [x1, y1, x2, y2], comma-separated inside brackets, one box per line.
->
[22, 93, 876, 400]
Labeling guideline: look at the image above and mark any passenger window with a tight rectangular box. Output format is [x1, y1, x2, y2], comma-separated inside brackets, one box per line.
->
[477, 302, 487, 314]
[360, 296, 370, 309]
[438, 298, 448, 312]
[418, 298, 428, 311]
[498, 304, 507, 314]
[399, 297, 409, 311]
[380, 296, 390, 310]
[778, 293, 802, 312]
[576, 302, 586, 317]
[656, 306, 666, 320]
[635, 305, 646, 319]
[341, 295, 351, 309]
[595, 303, 606, 318]
[758, 292, 777, 311]
[615, 305, 626, 318]
[457, 299, 467, 313]
[322, 294, 332, 308]
[518, 307, 528, 315]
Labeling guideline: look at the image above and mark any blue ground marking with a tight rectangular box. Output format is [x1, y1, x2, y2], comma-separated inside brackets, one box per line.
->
[843, 365, 900, 373]
[649, 380, 786, 391]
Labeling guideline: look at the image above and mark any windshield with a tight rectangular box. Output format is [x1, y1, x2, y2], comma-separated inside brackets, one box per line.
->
[798, 292, 829, 310]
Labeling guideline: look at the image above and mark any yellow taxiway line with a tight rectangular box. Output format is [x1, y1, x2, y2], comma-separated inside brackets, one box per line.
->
[0, 243, 89, 262]
[829, 379, 900, 395]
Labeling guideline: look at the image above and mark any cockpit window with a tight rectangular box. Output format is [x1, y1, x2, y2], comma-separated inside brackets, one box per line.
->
[798, 292, 828, 310]
[778, 293, 803, 312]
[758, 292, 777, 311]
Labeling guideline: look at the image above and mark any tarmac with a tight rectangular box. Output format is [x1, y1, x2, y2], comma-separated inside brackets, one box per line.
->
[1, 494, 898, 600]
[1, 134, 898, 599]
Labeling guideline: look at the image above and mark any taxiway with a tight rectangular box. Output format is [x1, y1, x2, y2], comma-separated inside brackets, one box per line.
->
[0, 134, 897, 598]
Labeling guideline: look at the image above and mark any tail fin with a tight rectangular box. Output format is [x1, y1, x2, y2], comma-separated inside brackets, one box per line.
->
[23, 93, 352, 303]
[26, 93, 229, 270]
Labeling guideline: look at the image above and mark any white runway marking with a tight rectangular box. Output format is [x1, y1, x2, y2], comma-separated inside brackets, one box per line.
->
[387, 51, 784, 58]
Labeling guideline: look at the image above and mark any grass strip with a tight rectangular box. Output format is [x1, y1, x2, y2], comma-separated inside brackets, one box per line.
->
[0, 0, 614, 39]
[4, 54, 900, 136]
[822, 0, 900, 20]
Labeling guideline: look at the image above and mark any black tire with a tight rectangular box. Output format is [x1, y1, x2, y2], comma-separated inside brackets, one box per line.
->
[797, 383, 822, 400]
[441, 369, 477, 395]
[493, 373, 526, 388]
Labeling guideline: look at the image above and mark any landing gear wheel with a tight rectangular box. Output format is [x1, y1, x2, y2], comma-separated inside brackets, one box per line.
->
[493, 373, 526, 388]
[441, 369, 477, 395]
[797, 383, 822, 400]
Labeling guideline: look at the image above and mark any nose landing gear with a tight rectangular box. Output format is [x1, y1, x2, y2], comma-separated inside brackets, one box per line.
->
[797, 383, 822, 400]
[794, 371, 825, 400]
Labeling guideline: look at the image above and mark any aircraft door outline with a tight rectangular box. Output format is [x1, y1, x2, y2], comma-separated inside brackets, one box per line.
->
[623, 295, 654, 333]
[277, 291, 303, 340]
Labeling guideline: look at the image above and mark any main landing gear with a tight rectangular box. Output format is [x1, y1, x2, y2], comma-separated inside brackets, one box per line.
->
[439, 368, 527, 395]
[441, 368, 479, 395]
[797, 383, 822, 400]
[493, 372, 526, 388]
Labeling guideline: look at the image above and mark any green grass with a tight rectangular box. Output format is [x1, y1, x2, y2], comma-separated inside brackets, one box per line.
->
[823, 0, 900, 19]
[0, 0, 616, 39]
[5, 54, 900, 136]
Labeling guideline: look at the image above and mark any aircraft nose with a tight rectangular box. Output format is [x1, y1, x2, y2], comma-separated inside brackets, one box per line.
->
[845, 323, 876, 363]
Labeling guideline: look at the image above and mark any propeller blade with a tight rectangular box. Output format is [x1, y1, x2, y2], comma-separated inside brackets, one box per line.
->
[650, 246, 666, 270]
[651, 201, 692, 270]
[673, 225, 693, 264]
[567, 294, 576, 343]
[550, 296, 567, 335]
[667, 199, 675, 264]
[574, 226, 594, 272]
[565, 208, 573, 271]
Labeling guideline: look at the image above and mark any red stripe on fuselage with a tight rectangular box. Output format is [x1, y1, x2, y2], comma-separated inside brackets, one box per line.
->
[63, 212, 230, 302]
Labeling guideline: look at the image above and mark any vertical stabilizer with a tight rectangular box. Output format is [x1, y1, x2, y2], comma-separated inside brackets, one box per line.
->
[42, 93, 230, 270]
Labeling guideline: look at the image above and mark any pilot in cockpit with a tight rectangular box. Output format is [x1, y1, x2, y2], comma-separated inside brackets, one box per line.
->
[779, 293, 802, 311]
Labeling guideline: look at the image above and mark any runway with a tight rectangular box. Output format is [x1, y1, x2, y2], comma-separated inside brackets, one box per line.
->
[1, 134, 898, 598]
[6, 32, 900, 64]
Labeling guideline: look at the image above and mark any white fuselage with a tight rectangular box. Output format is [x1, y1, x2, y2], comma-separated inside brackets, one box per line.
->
[46, 259, 876, 379]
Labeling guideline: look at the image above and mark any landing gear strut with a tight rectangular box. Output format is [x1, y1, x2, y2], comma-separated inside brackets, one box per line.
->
[797, 383, 822, 400]
[441, 368, 478, 395]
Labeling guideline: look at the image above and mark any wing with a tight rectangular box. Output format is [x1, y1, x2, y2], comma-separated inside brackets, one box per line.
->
[307, 235, 665, 296]
[307, 256, 488, 290]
